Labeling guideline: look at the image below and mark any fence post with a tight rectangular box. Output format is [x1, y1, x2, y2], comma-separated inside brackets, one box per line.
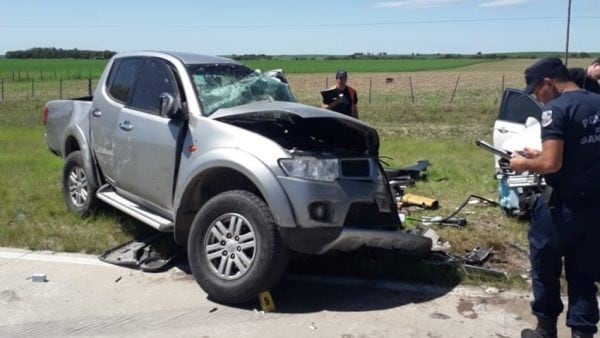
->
[59, 79, 63, 99]
[40, 70, 43, 81]
[1, 78, 4, 101]
[325, 77, 328, 89]
[409, 76, 415, 103]
[12, 71, 15, 82]
[32, 78, 35, 97]
[449, 76, 460, 103]
[368, 77, 372, 105]
[88, 78, 92, 96]
[501, 74, 505, 94]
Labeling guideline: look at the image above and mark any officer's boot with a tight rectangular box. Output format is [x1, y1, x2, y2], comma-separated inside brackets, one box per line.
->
[521, 317, 558, 338]
[571, 329, 593, 338]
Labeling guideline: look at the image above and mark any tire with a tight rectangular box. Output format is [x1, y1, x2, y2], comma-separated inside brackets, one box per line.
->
[187, 190, 289, 304]
[62, 151, 98, 217]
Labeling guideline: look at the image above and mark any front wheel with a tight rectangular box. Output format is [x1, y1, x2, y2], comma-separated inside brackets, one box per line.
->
[187, 190, 288, 304]
[62, 151, 98, 217]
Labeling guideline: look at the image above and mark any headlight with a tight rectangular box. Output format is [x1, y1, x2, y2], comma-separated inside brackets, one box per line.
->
[279, 158, 339, 182]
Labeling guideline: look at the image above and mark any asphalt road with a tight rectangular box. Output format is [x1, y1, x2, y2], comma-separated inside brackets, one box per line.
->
[0, 248, 574, 337]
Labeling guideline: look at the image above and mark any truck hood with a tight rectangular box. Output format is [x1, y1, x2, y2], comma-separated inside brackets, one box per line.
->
[211, 101, 379, 156]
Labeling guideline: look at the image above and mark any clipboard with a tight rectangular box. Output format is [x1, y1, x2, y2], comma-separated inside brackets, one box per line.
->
[475, 140, 513, 160]
[320, 88, 341, 104]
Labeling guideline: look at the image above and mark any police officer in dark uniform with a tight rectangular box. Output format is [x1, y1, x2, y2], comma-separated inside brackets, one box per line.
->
[510, 57, 600, 338]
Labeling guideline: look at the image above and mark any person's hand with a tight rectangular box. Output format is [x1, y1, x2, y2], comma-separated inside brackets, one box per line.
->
[329, 97, 342, 107]
[509, 153, 529, 174]
[520, 147, 540, 159]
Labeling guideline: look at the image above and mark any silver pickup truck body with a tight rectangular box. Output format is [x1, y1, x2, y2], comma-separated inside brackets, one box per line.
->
[44, 51, 431, 303]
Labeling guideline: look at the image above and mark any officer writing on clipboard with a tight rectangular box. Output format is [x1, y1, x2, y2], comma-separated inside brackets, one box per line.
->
[321, 70, 359, 119]
[509, 57, 600, 338]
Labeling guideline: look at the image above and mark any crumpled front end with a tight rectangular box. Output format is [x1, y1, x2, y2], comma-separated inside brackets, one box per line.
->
[212, 104, 433, 255]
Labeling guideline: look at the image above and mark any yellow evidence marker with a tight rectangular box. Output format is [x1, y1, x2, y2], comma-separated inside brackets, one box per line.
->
[259, 291, 276, 312]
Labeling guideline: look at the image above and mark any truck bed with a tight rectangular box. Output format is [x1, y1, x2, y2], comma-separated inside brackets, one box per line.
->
[44, 97, 93, 156]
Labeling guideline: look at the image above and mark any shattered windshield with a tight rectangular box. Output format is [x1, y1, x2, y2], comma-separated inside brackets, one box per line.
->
[187, 64, 295, 116]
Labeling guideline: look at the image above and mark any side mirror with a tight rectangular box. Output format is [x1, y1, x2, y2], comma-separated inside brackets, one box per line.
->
[159, 92, 177, 118]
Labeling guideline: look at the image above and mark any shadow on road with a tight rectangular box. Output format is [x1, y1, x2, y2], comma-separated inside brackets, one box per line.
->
[170, 248, 461, 314]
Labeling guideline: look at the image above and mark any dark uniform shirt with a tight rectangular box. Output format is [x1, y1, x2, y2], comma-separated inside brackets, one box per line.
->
[325, 86, 358, 116]
[541, 90, 600, 191]
[569, 68, 600, 94]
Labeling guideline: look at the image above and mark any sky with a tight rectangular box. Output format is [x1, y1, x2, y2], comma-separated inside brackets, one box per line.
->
[0, 0, 598, 55]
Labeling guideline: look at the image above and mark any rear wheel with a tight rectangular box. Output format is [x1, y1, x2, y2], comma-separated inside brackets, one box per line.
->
[62, 151, 98, 217]
[187, 190, 288, 304]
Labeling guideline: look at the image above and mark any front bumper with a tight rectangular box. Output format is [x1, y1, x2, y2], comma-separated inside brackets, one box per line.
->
[319, 227, 432, 256]
[279, 226, 432, 257]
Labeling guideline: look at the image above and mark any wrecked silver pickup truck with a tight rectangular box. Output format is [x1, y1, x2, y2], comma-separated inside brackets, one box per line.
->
[44, 51, 431, 303]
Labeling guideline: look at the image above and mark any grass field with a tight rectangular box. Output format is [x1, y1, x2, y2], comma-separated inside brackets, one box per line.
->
[1, 57, 595, 288]
[0, 57, 492, 82]
[0, 59, 107, 81]
[242, 58, 493, 73]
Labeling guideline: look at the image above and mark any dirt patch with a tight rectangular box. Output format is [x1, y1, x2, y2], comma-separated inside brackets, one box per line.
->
[0, 289, 21, 303]
[457, 298, 478, 319]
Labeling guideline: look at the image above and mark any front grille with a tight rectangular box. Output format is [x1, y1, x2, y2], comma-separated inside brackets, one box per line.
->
[340, 159, 370, 178]
[343, 202, 399, 231]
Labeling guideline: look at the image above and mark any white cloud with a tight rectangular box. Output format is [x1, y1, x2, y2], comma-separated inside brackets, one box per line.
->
[479, 0, 529, 8]
[372, 0, 464, 9]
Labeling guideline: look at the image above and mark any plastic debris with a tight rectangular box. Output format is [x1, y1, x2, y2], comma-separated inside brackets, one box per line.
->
[485, 287, 500, 294]
[423, 229, 451, 252]
[32, 273, 47, 282]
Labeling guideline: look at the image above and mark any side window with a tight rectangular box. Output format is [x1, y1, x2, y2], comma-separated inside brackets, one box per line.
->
[497, 89, 542, 124]
[129, 59, 177, 115]
[107, 58, 144, 103]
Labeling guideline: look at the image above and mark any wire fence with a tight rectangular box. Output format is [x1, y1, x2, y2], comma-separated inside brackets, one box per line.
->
[0, 71, 525, 107]
[0, 77, 97, 101]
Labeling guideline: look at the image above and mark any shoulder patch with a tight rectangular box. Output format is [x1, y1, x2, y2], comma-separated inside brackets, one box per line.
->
[541, 110, 553, 127]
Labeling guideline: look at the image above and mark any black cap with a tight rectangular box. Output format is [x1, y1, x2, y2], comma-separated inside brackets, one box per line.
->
[336, 70, 347, 79]
[524, 57, 569, 94]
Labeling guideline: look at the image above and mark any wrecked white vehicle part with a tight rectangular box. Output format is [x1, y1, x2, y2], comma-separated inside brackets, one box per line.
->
[493, 89, 544, 216]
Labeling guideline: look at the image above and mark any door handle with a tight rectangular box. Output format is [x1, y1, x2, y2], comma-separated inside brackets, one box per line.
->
[498, 128, 508, 134]
[119, 120, 133, 131]
[92, 109, 102, 118]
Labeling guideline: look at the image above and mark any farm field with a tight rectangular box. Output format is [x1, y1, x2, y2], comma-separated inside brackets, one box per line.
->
[0, 57, 492, 82]
[0, 57, 595, 287]
[0, 59, 107, 81]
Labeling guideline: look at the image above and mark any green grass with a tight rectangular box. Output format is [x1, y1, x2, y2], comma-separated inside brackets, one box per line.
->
[241, 58, 495, 73]
[0, 59, 107, 81]
[0, 99, 155, 253]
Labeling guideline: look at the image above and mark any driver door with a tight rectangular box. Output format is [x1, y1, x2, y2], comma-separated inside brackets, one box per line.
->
[112, 58, 184, 211]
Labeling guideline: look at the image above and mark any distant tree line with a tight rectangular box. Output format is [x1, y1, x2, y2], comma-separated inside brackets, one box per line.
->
[5, 47, 116, 59]
[230, 54, 274, 61]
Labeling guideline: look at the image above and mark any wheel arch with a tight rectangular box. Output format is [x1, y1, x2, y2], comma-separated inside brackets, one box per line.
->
[61, 125, 99, 189]
[174, 153, 296, 246]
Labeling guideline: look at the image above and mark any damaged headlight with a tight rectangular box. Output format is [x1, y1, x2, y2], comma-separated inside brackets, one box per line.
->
[278, 158, 339, 182]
